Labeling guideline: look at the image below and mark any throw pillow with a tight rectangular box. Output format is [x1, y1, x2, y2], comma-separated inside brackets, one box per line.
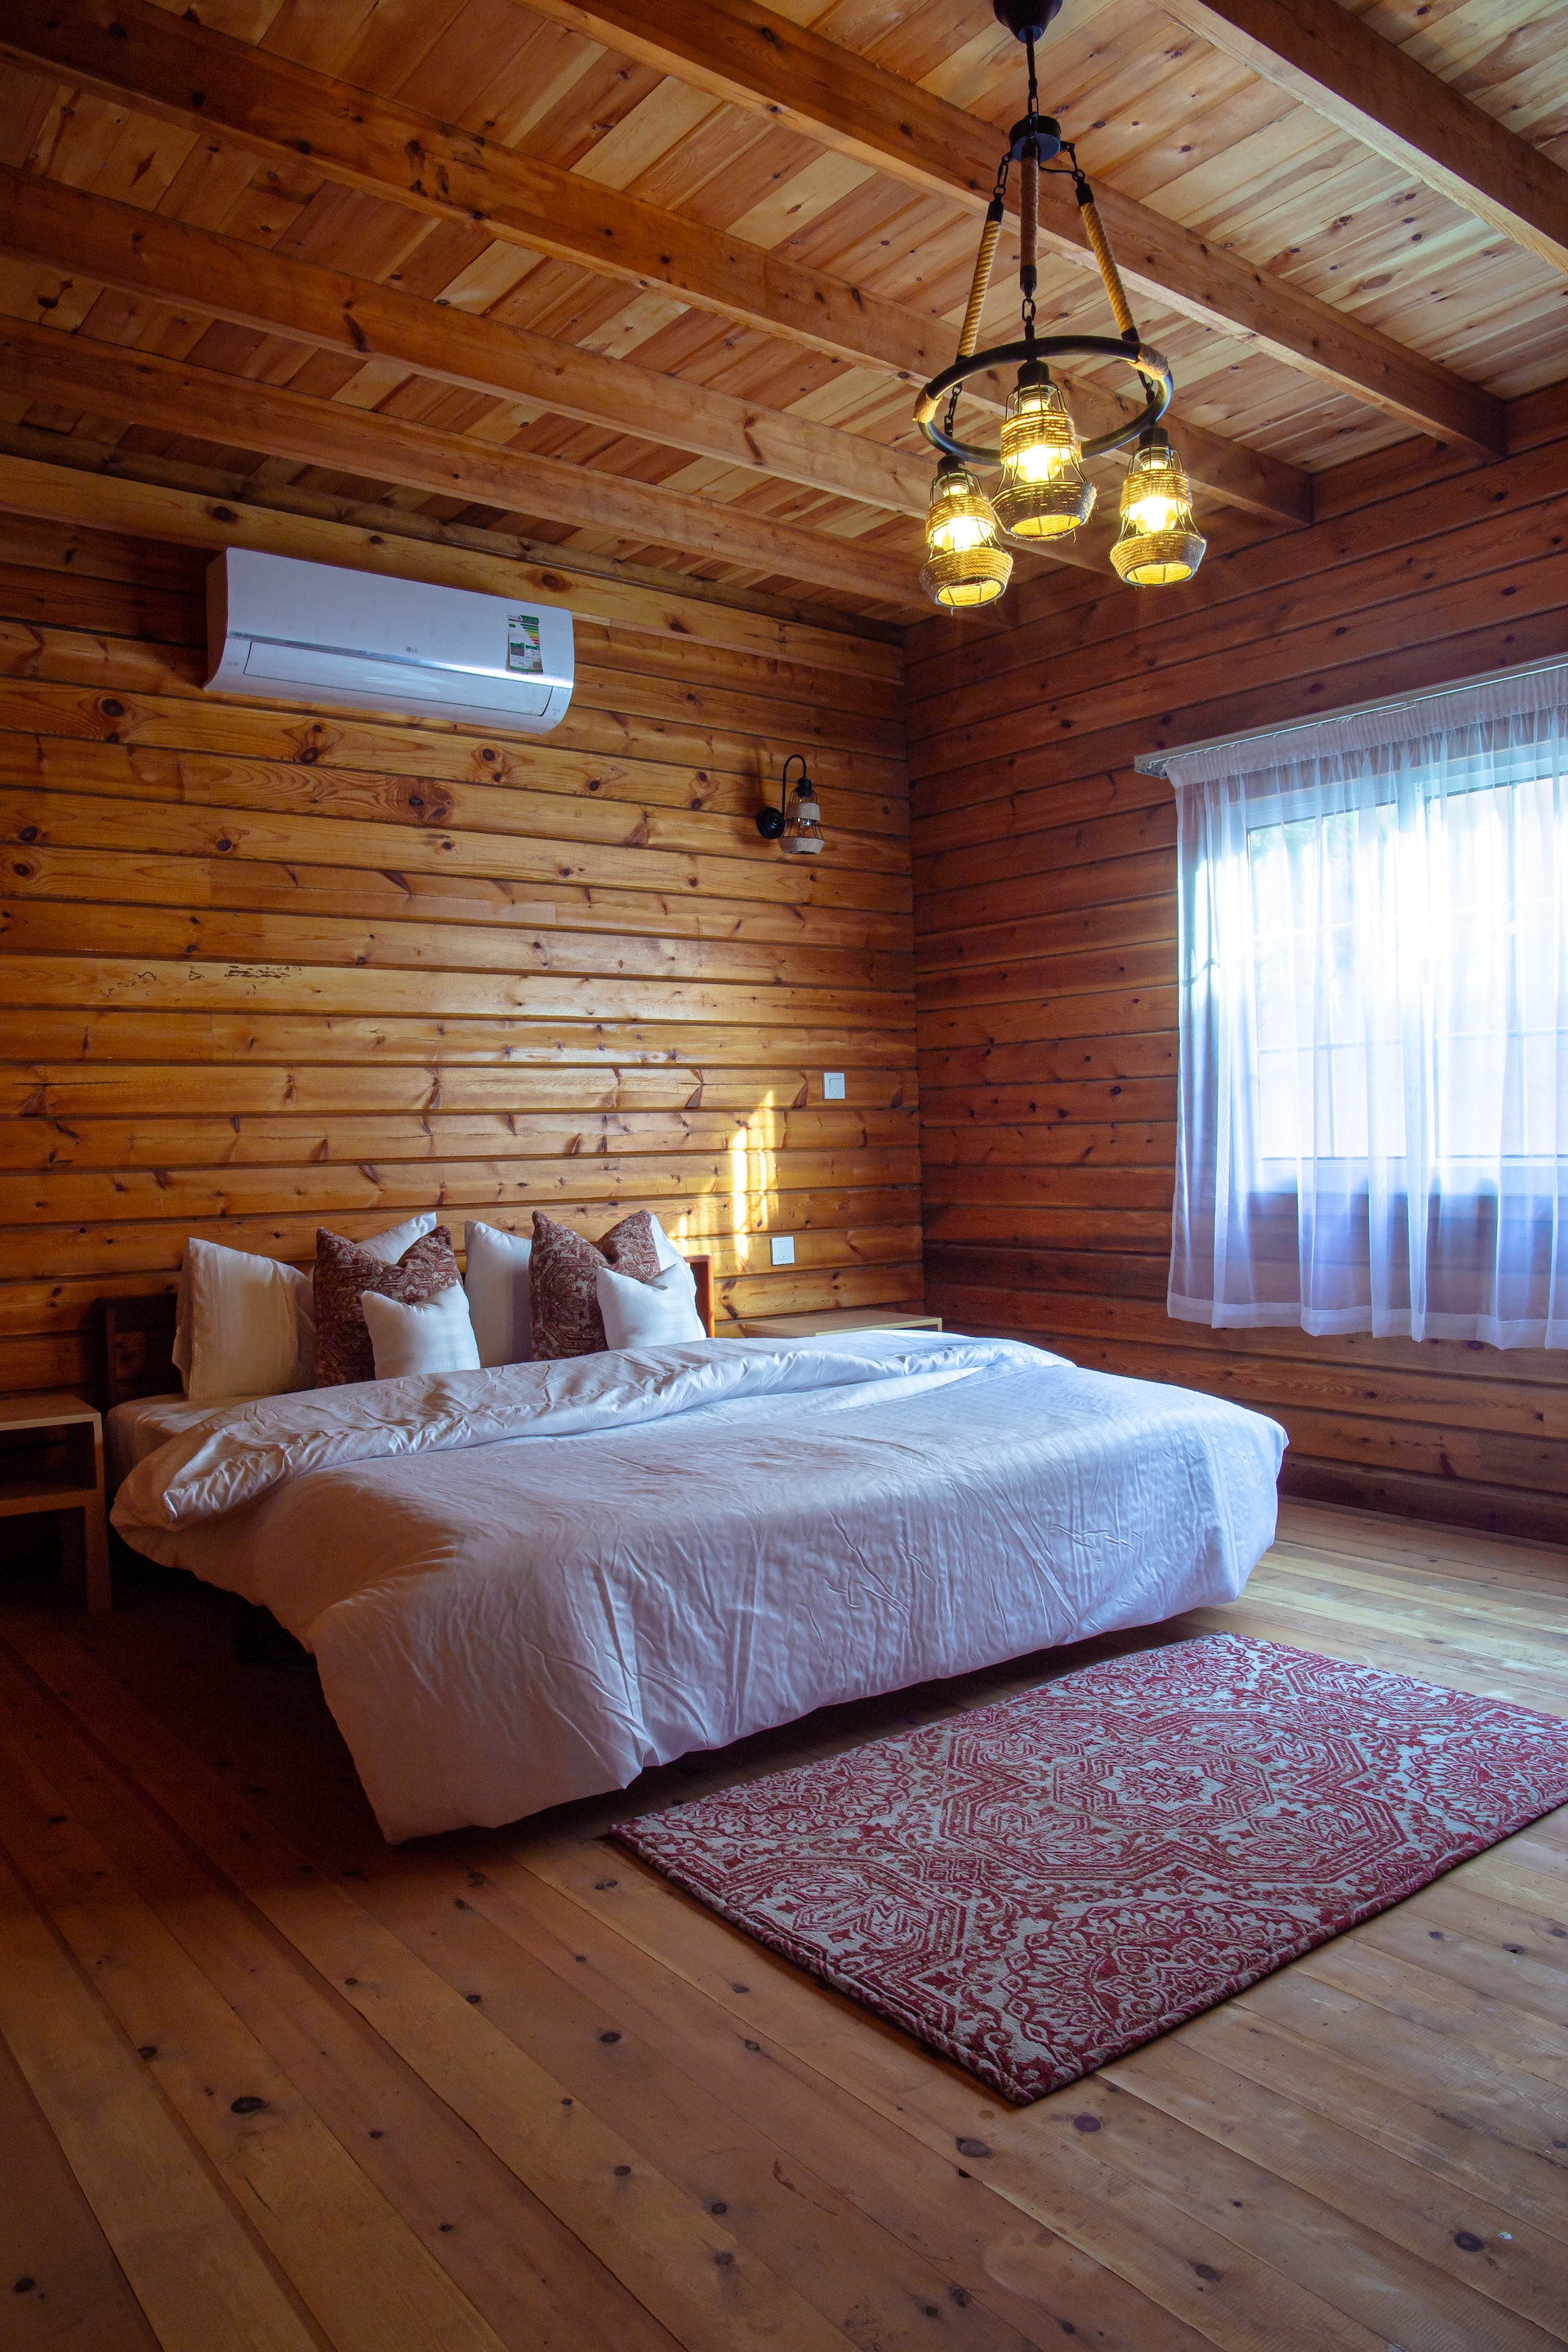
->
[595, 1256, 706, 1350]
[463, 1221, 532, 1367]
[356, 1210, 439, 1263]
[314, 1226, 459, 1387]
[529, 1209, 662, 1359]
[360, 1284, 481, 1379]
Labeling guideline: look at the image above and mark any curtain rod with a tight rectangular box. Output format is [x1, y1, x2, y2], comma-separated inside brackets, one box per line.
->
[1133, 653, 1568, 780]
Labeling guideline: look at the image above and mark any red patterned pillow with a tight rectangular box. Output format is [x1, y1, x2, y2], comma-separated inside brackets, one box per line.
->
[314, 1226, 460, 1387]
[529, 1210, 662, 1359]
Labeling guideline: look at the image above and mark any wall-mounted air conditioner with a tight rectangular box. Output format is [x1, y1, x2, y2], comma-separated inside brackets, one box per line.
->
[204, 550, 574, 734]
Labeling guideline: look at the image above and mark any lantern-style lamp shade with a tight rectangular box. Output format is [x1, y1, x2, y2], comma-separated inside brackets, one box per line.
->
[920, 458, 1013, 609]
[780, 768, 825, 856]
[757, 753, 826, 853]
[992, 368, 1095, 542]
[1111, 432, 1206, 586]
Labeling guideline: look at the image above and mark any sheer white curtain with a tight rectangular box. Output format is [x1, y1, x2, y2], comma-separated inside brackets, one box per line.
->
[1167, 666, 1568, 1348]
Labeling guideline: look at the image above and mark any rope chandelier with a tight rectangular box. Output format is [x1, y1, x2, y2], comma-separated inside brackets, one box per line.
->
[915, 0, 1206, 611]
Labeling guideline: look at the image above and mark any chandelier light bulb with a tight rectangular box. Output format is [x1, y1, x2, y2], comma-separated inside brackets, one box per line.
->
[920, 458, 1013, 609]
[1111, 430, 1206, 586]
[934, 508, 989, 554]
[1123, 484, 1178, 535]
[992, 366, 1095, 542]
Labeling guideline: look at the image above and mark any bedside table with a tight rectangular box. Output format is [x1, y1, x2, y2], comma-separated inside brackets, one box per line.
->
[0, 1392, 110, 1615]
[739, 1308, 944, 1339]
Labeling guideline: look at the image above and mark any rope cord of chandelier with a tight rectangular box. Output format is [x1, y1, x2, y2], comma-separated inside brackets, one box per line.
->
[919, 33, 1169, 471]
[956, 192, 1006, 363]
[1077, 186, 1138, 341]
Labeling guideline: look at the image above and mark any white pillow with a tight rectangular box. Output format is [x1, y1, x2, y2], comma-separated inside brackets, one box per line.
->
[463, 1221, 532, 1367]
[172, 1212, 433, 1390]
[355, 1211, 438, 1264]
[359, 1284, 480, 1379]
[648, 1214, 681, 1272]
[176, 1237, 315, 1404]
[595, 1256, 706, 1350]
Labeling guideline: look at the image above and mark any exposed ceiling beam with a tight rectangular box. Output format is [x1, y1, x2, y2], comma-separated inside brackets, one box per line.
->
[0, 166, 932, 523]
[517, 0, 1505, 457]
[0, 450, 898, 658]
[0, 172, 1126, 588]
[0, 4, 1336, 521]
[1155, 0, 1568, 278]
[5, 165, 1301, 571]
[1, 0, 947, 381]
[0, 320, 925, 610]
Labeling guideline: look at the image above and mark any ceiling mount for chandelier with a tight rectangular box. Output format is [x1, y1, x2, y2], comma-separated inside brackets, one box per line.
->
[916, 0, 1205, 611]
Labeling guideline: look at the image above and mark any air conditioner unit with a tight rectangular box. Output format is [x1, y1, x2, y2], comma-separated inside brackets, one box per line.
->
[204, 550, 574, 734]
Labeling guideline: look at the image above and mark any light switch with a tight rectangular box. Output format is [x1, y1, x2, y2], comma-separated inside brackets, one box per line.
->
[822, 1071, 845, 1100]
[770, 1235, 795, 1266]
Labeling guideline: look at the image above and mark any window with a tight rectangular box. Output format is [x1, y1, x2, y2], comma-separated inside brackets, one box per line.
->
[1165, 670, 1568, 1348]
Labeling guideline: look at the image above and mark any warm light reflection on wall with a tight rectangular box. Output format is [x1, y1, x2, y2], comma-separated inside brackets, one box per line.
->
[726, 1093, 779, 1274]
[657, 1095, 785, 1289]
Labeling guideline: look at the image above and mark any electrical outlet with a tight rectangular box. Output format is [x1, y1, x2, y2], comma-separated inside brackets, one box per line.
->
[822, 1071, 845, 1100]
[769, 1235, 795, 1267]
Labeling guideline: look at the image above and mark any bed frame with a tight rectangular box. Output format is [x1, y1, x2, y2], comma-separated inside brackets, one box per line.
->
[91, 1290, 180, 1414]
[89, 1254, 716, 1413]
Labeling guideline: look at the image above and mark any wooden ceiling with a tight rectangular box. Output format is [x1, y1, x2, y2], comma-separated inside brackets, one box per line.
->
[1, 0, 1566, 630]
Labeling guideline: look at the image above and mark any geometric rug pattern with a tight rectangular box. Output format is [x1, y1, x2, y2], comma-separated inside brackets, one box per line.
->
[615, 1633, 1568, 2101]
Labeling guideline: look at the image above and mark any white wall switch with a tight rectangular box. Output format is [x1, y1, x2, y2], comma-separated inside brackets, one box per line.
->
[769, 1235, 795, 1266]
[822, 1071, 845, 1099]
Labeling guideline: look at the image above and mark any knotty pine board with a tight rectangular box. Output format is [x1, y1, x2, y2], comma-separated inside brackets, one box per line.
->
[6, 0, 1564, 496]
[0, 514, 920, 1396]
[908, 409, 1568, 1544]
[2, 1498, 1565, 2350]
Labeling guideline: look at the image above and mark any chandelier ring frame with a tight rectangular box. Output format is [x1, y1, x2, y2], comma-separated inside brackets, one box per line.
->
[915, 336, 1172, 466]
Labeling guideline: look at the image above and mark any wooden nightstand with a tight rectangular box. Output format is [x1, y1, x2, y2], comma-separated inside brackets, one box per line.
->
[739, 1308, 944, 1339]
[0, 1392, 110, 1615]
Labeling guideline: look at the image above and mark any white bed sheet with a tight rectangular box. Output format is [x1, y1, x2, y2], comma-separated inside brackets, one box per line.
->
[113, 1334, 1285, 1841]
[105, 1392, 268, 1486]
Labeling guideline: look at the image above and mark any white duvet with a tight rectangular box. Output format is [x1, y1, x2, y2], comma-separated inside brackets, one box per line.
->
[114, 1334, 1285, 1841]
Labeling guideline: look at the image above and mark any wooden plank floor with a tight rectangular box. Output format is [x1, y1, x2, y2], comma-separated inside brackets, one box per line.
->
[2, 1498, 1565, 2352]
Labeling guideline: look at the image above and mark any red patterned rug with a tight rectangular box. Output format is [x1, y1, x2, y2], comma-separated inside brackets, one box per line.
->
[614, 1633, 1568, 2103]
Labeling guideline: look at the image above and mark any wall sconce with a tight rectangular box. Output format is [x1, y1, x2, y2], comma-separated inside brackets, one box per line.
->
[755, 754, 825, 856]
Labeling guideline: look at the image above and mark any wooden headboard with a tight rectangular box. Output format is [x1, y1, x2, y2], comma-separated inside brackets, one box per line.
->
[91, 1254, 715, 1412]
[91, 1291, 179, 1414]
[689, 1253, 715, 1340]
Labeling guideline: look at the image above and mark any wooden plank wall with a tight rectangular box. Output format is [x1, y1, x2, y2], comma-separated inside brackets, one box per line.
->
[909, 381, 1568, 1544]
[0, 513, 920, 1401]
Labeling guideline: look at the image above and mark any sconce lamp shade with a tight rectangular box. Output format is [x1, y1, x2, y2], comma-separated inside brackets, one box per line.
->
[757, 754, 825, 853]
[1111, 431, 1205, 586]
[781, 773, 824, 856]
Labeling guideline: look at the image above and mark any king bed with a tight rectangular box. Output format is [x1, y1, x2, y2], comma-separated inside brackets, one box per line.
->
[100, 1290, 1285, 1844]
